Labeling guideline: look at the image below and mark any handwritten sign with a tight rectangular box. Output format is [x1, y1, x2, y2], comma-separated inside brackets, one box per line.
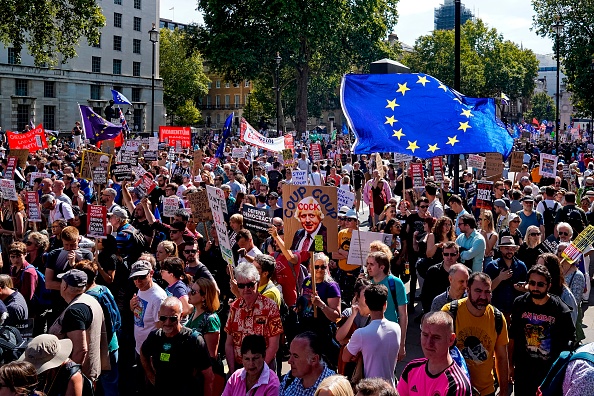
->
[26, 192, 41, 222]
[232, 147, 246, 158]
[393, 153, 413, 162]
[292, 170, 308, 186]
[187, 190, 212, 223]
[509, 151, 524, 172]
[29, 172, 51, 187]
[485, 153, 503, 177]
[0, 180, 17, 201]
[206, 186, 234, 267]
[337, 188, 355, 209]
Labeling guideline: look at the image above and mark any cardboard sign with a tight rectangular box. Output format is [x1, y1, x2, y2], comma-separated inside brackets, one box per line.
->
[25, 191, 41, 222]
[101, 140, 116, 155]
[282, 185, 338, 253]
[159, 126, 192, 148]
[242, 206, 273, 233]
[475, 181, 494, 210]
[375, 153, 385, 179]
[292, 170, 308, 186]
[80, 150, 113, 181]
[4, 157, 17, 180]
[467, 154, 485, 170]
[431, 157, 444, 185]
[187, 189, 212, 223]
[10, 149, 29, 168]
[29, 172, 51, 186]
[206, 186, 234, 267]
[310, 144, 323, 162]
[112, 164, 134, 182]
[87, 205, 107, 239]
[347, 230, 393, 266]
[411, 163, 424, 188]
[539, 153, 558, 177]
[192, 150, 203, 175]
[163, 196, 179, 218]
[393, 153, 413, 162]
[0, 180, 17, 201]
[232, 147, 246, 158]
[509, 151, 524, 172]
[485, 153, 503, 177]
[92, 167, 108, 185]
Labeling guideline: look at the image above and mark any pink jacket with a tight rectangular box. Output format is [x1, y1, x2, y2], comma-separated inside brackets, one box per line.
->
[222, 363, 280, 396]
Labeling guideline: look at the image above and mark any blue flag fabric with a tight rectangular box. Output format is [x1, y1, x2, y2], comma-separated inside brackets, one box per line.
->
[341, 73, 514, 159]
[512, 123, 521, 139]
[111, 89, 132, 105]
[342, 123, 349, 135]
[216, 113, 234, 158]
[79, 105, 123, 141]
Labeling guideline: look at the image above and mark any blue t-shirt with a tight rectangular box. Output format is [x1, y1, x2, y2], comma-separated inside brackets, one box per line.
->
[375, 274, 408, 323]
[166, 280, 190, 299]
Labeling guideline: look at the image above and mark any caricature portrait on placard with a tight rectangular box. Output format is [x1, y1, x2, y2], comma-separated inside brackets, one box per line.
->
[80, 150, 113, 181]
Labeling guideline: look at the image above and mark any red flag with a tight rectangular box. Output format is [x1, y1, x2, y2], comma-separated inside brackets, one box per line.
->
[532, 118, 539, 126]
[97, 132, 124, 148]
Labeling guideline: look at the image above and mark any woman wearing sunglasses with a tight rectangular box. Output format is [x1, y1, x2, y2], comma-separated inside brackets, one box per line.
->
[160, 257, 193, 321]
[516, 225, 541, 269]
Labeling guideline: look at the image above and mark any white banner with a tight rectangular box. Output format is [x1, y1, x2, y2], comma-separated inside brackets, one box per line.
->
[240, 119, 285, 152]
[206, 185, 234, 268]
[347, 230, 393, 266]
[292, 170, 308, 185]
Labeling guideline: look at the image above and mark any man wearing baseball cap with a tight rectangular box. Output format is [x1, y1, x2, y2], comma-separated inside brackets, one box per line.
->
[48, 269, 110, 383]
[332, 209, 361, 304]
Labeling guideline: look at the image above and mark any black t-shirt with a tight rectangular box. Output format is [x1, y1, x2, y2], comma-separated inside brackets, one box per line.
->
[61, 303, 93, 333]
[267, 170, 283, 192]
[351, 169, 365, 190]
[141, 327, 211, 395]
[148, 187, 166, 209]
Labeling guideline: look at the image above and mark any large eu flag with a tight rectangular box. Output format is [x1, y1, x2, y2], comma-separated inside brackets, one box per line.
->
[79, 105, 123, 141]
[341, 73, 514, 159]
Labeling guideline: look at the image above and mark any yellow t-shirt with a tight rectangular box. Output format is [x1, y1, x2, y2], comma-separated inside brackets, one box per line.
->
[337, 228, 359, 272]
[442, 298, 508, 395]
[258, 281, 282, 307]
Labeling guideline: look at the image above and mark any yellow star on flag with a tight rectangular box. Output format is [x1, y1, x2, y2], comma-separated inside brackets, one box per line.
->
[396, 83, 410, 96]
[438, 83, 448, 92]
[392, 129, 405, 140]
[384, 115, 397, 127]
[427, 143, 439, 153]
[458, 121, 472, 132]
[416, 75, 429, 87]
[460, 109, 473, 118]
[385, 99, 399, 111]
[406, 140, 419, 153]
[447, 135, 459, 146]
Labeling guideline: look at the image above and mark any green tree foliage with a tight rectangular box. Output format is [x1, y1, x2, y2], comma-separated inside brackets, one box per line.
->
[532, 0, 594, 118]
[0, 0, 105, 66]
[403, 19, 538, 99]
[525, 92, 555, 122]
[159, 28, 210, 126]
[192, 0, 400, 133]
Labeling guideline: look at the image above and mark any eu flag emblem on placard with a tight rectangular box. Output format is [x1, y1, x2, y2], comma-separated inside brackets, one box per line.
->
[341, 73, 514, 159]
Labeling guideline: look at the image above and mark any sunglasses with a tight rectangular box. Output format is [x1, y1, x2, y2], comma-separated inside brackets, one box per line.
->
[314, 265, 327, 270]
[528, 280, 547, 288]
[443, 252, 457, 257]
[529, 233, 541, 237]
[170, 230, 180, 234]
[393, 225, 402, 228]
[131, 274, 148, 281]
[237, 281, 256, 289]
[190, 289, 205, 296]
[159, 315, 179, 322]
[419, 205, 429, 209]
[558, 232, 570, 236]
[184, 249, 197, 254]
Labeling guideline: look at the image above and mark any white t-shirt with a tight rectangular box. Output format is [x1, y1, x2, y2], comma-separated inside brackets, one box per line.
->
[346, 318, 401, 387]
[133, 283, 167, 354]
[238, 246, 263, 266]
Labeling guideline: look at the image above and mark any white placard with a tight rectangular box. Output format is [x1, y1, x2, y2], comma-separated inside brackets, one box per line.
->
[148, 137, 158, 151]
[393, 153, 413, 162]
[29, 172, 51, 187]
[347, 230, 393, 266]
[337, 188, 355, 209]
[539, 153, 558, 177]
[292, 170, 308, 185]
[467, 154, 485, 169]
[206, 185, 234, 267]
[232, 148, 246, 158]
[0, 180, 17, 201]
[124, 141, 142, 152]
[163, 197, 179, 217]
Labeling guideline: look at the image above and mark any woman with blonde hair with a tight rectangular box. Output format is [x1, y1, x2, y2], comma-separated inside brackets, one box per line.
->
[154, 240, 177, 288]
[314, 375, 354, 396]
[517, 225, 541, 269]
[479, 210, 499, 267]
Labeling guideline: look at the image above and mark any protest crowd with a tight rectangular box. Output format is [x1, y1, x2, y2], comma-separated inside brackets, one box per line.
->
[1, 114, 594, 396]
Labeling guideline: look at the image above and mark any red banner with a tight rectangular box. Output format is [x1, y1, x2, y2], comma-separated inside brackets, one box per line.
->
[6, 124, 48, 150]
[284, 134, 294, 150]
[411, 163, 425, 188]
[97, 133, 124, 148]
[431, 157, 444, 185]
[310, 143, 323, 162]
[87, 205, 107, 239]
[159, 126, 191, 148]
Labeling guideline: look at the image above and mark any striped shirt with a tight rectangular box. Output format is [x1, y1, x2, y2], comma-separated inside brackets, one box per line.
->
[398, 358, 472, 396]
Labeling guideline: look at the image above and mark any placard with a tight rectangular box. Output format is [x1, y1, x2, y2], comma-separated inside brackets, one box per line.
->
[536, 234, 559, 255]
[206, 185, 234, 267]
[148, 137, 159, 151]
[310, 144, 323, 162]
[521, 131, 531, 139]
[347, 230, 393, 266]
[87, 205, 107, 239]
[159, 126, 191, 148]
[509, 151, 524, 172]
[29, 172, 51, 186]
[485, 153, 503, 177]
[4, 157, 17, 180]
[242, 206, 273, 233]
[337, 188, 355, 209]
[282, 149, 295, 168]
[475, 181, 494, 210]
[92, 167, 108, 185]
[292, 170, 308, 186]
[143, 150, 158, 162]
[101, 140, 116, 155]
[192, 149, 203, 175]
[187, 189, 212, 223]
[375, 153, 385, 179]
[163, 196, 179, 218]
[232, 147, 246, 158]
[120, 150, 138, 165]
[467, 154, 485, 170]
[411, 163, 424, 188]
[124, 140, 143, 152]
[282, 185, 338, 253]
[393, 153, 413, 162]
[175, 140, 182, 153]
[80, 150, 113, 181]
[112, 164, 134, 182]
[431, 157, 444, 185]
[9, 149, 29, 168]
[539, 153, 558, 177]
[133, 174, 156, 196]
[0, 180, 17, 201]
[25, 191, 41, 222]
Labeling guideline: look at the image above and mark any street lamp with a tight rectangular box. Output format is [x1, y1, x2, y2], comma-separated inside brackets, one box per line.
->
[247, 92, 251, 125]
[125, 108, 132, 138]
[275, 52, 281, 137]
[552, 17, 564, 153]
[149, 23, 159, 137]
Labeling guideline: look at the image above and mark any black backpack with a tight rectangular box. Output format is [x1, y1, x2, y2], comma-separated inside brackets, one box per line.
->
[564, 207, 586, 236]
[0, 326, 26, 364]
[541, 201, 559, 238]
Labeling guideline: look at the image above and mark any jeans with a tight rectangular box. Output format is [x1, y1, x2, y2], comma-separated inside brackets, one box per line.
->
[98, 350, 119, 396]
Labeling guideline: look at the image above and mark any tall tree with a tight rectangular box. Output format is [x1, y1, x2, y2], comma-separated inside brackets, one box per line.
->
[532, 0, 594, 121]
[159, 28, 210, 126]
[525, 92, 556, 122]
[192, 0, 399, 134]
[0, 0, 105, 66]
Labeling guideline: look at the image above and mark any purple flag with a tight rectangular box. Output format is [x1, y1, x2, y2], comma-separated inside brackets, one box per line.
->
[79, 105, 123, 141]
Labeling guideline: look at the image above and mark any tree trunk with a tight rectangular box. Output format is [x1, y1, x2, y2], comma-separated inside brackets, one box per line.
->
[295, 62, 309, 137]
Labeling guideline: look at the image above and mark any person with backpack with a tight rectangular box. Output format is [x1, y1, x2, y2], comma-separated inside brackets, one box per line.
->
[509, 264, 576, 395]
[560, 341, 594, 395]
[536, 186, 561, 238]
[555, 192, 588, 237]
[8, 242, 37, 307]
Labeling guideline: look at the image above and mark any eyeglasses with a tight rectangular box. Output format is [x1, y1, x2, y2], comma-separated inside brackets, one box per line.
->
[419, 205, 429, 209]
[131, 275, 148, 281]
[159, 315, 179, 322]
[184, 249, 197, 254]
[170, 230, 180, 234]
[190, 289, 205, 296]
[443, 252, 457, 257]
[237, 281, 256, 289]
[511, 220, 520, 223]
[393, 225, 402, 229]
[314, 265, 327, 270]
[345, 218, 356, 222]
[528, 280, 547, 288]
[529, 233, 541, 237]
[559, 231, 570, 236]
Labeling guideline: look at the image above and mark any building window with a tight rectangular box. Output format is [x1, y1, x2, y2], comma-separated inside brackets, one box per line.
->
[113, 60, 122, 75]
[91, 85, 101, 100]
[92, 56, 101, 73]
[93, 106, 102, 115]
[133, 17, 141, 31]
[133, 39, 141, 54]
[207, 81, 212, 89]
[234, 94, 240, 107]
[206, 96, 211, 106]
[215, 95, 220, 108]
[225, 82, 230, 88]
[132, 88, 141, 102]
[7, 48, 20, 65]
[245, 80, 250, 87]
[233, 82, 239, 88]
[43, 106, 56, 130]
[225, 95, 230, 108]
[216, 114, 221, 124]
[114, 0, 121, 4]
[113, 85, 123, 94]
[113, 36, 122, 51]
[134, 0, 141, 9]
[133, 108, 143, 130]
[44, 81, 55, 98]
[92, 34, 101, 48]
[15, 79, 27, 96]
[114, 13, 122, 28]
[133, 61, 141, 77]
[17, 104, 30, 131]
[215, 80, 220, 89]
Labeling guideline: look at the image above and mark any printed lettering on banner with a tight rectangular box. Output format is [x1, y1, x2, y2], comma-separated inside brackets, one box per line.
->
[411, 163, 424, 188]
[475, 181, 494, 210]
[393, 153, 413, 162]
[348, 231, 392, 266]
[26, 192, 41, 222]
[4, 157, 17, 180]
[163, 197, 179, 218]
[242, 206, 273, 233]
[467, 154, 485, 170]
[206, 186, 233, 267]
[92, 167, 108, 185]
[539, 153, 558, 177]
[159, 126, 191, 148]
[0, 180, 17, 201]
[292, 170, 308, 185]
[431, 157, 444, 185]
[337, 188, 355, 209]
[87, 205, 107, 239]
[310, 144, 323, 162]
[29, 172, 51, 187]
[240, 118, 285, 152]
[6, 125, 47, 150]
